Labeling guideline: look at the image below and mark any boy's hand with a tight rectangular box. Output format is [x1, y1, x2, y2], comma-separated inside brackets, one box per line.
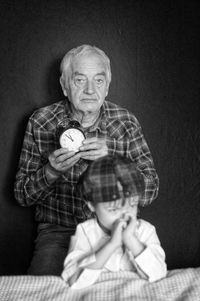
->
[110, 218, 127, 249]
[122, 214, 138, 245]
[122, 214, 145, 256]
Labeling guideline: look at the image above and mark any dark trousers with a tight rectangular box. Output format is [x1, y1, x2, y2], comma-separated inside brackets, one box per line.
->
[27, 223, 75, 276]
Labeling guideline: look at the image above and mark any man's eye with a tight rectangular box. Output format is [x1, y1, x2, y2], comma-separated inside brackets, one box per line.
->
[75, 78, 86, 85]
[95, 78, 104, 85]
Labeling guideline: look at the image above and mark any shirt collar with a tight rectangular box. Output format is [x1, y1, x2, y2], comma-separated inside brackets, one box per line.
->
[96, 216, 111, 236]
[63, 98, 108, 134]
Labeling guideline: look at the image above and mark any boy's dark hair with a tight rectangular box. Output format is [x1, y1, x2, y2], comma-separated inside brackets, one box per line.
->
[78, 155, 145, 205]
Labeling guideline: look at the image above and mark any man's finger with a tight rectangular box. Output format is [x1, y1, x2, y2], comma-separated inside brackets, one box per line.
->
[55, 151, 79, 163]
[82, 137, 98, 144]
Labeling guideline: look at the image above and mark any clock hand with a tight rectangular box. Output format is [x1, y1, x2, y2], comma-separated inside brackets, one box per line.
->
[65, 133, 74, 142]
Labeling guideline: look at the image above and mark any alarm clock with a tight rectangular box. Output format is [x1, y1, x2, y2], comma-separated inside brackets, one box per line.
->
[58, 120, 85, 152]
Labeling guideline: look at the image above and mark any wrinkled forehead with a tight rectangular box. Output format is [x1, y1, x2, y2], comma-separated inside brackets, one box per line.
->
[71, 54, 107, 73]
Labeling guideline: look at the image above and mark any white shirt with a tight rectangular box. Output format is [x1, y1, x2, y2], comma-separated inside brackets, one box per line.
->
[61, 218, 167, 289]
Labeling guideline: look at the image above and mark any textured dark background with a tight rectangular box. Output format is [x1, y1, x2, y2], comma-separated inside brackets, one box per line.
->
[0, 0, 199, 275]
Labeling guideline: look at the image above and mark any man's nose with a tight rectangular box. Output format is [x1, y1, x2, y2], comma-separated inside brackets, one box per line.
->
[84, 80, 95, 94]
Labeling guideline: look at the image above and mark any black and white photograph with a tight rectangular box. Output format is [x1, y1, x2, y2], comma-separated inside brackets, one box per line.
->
[0, 0, 199, 300]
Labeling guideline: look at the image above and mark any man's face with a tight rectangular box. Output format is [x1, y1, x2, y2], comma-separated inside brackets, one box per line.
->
[63, 54, 109, 114]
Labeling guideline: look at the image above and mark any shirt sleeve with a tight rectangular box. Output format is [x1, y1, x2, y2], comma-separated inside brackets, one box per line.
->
[129, 221, 167, 282]
[61, 223, 103, 289]
[14, 116, 53, 206]
[106, 116, 159, 206]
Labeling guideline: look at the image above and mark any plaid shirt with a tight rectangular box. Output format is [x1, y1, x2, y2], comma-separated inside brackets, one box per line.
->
[14, 99, 159, 228]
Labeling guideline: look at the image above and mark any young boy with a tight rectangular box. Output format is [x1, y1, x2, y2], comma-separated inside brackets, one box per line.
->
[61, 155, 167, 289]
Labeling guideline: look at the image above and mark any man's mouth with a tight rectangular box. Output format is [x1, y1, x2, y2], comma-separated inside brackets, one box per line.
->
[81, 98, 97, 102]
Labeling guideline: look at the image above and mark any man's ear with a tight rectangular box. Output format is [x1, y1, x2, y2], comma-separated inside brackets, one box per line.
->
[105, 85, 110, 97]
[60, 76, 68, 97]
[87, 201, 95, 212]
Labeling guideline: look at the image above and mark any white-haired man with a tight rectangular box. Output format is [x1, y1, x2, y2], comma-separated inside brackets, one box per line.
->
[14, 45, 159, 275]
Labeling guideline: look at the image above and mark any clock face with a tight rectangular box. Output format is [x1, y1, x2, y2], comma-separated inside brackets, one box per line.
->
[59, 128, 85, 152]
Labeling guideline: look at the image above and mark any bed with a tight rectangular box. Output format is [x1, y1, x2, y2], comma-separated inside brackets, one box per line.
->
[1, 268, 200, 301]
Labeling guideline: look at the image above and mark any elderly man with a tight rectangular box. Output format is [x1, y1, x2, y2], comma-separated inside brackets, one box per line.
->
[14, 44, 159, 275]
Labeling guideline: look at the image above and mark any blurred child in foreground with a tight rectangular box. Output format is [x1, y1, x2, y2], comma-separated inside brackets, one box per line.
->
[62, 155, 167, 289]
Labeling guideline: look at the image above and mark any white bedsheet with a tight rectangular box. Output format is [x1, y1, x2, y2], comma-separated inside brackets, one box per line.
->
[1, 268, 200, 301]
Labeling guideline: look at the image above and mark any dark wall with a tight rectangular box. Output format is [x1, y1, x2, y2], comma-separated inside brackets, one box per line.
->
[0, 0, 199, 275]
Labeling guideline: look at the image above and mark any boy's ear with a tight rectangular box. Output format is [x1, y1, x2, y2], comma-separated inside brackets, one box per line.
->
[87, 201, 95, 212]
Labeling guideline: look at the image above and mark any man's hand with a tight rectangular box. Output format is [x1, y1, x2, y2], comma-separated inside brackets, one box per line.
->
[45, 148, 81, 184]
[79, 137, 108, 160]
[48, 148, 81, 172]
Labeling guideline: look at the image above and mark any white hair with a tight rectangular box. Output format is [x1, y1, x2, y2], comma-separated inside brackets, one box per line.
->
[60, 44, 112, 87]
